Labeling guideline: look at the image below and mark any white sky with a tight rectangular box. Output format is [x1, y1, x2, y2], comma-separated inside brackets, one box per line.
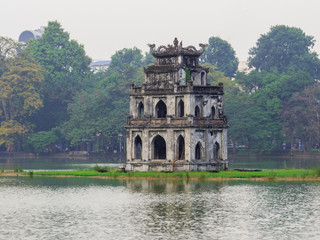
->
[1, 0, 320, 61]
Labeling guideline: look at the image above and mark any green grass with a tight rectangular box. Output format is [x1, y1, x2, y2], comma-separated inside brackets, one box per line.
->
[23, 168, 320, 180]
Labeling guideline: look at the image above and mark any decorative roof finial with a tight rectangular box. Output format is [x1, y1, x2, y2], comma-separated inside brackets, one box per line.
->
[147, 43, 155, 53]
[173, 38, 178, 48]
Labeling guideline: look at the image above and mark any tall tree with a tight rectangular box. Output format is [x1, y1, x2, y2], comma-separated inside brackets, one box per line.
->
[28, 21, 92, 130]
[282, 84, 320, 151]
[64, 48, 145, 147]
[248, 25, 320, 79]
[233, 69, 314, 152]
[200, 36, 239, 78]
[0, 39, 44, 151]
[0, 37, 22, 77]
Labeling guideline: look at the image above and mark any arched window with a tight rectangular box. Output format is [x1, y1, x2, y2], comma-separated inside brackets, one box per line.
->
[138, 102, 144, 118]
[134, 136, 142, 159]
[177, 135, 185, 160]
[178, 100, 184, 117]
[211, 106, 215, 119]
[152, 135, 166, 159]
[195, 105, 200, 117]
[156, 100, 167, 118]
[195, 142, 202, 160]
[200, 72, 205, 85]
[178, 68, 186, 85]
[214, 142, 220, 160]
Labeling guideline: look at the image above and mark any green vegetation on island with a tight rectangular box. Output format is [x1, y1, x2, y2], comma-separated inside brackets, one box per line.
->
[18, 166, 320, 181]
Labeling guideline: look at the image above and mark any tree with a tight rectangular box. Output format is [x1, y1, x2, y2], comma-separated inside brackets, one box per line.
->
[204, 64, 248, 151]
[28, 21, 92, 130]
[248, 25, 320, 79]
[233, 69, 314, 152]
[64, 48, 145, 147]
[200, 36, 239, 78]
[26, 127, 63, 153]
[282, 84, 320, 151]
[0, 39, 44, 151]
[0, 37, 23, 77]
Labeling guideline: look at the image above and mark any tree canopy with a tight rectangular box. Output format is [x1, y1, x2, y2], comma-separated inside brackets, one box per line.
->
[248, 25, 320, 79]
[282, 84, 320, 151]
[0, 38, 44, 151]
[28, 21, 92, 131]
[63, 48, 145, 146]
[200, 36, 239, 78]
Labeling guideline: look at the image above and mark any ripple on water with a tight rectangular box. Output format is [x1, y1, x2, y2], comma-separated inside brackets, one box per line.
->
[0, 177, 319, 240]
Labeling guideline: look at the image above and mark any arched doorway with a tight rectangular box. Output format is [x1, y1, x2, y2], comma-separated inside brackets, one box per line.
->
[200, 72, 205, 85]
[211, 106, 215, 119]
[134, 136, 142, 159]
[152, 135, 166, 159]
[138, 102, 144, 118]
[195, 142, 201, 160]
[156, 100, 167, 118]
[195, 105, 200, 117]
[213, 142, 220, 160]
[177, 135, 185, 160]
[178, 100, 184, 117]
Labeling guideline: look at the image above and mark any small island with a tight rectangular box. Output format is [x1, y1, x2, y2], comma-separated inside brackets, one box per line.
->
[1, 167, 320, 181]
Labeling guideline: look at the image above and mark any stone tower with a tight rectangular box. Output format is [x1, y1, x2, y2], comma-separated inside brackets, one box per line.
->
[125, 38, 228, 171]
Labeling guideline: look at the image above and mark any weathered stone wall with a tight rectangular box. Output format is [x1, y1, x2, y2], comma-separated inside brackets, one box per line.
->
[126, 39, 228, 171]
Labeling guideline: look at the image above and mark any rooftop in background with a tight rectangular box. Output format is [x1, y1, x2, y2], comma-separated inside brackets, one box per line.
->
[238, 61, 253, 74]
[19, 27, 44, 42]
[89, 60, 111, 73]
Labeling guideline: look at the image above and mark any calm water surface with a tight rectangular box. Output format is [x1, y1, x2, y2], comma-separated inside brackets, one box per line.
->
[0, 177, 319, 239]
[1, 155, 320, 171]
[0, 157, 120, 171]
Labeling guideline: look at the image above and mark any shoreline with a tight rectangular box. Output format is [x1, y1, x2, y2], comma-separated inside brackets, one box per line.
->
[1, 169, 319, 182]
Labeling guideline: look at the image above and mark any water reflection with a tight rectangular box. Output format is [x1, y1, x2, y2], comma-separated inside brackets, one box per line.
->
[0, 157, 120, 171]
[229, 156, 320, 169]
[0, 177, 319, 239]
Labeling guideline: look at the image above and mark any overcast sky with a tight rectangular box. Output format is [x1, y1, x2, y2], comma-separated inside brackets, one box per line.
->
[1, 0, 320, 61]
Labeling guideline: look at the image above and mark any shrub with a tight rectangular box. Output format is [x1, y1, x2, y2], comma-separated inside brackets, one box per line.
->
[93, 165, 109, 173]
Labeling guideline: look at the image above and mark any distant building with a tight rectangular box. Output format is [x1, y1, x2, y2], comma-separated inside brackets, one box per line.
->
[238, 61, 253, 74]
[89, 60, 111, 73]
[19, 27, 44, 42]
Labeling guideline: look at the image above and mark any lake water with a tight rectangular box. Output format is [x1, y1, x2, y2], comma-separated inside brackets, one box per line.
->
[0, 156, 319, 239]
[1, 155, 320, 171]
[0, 177, 319, 239]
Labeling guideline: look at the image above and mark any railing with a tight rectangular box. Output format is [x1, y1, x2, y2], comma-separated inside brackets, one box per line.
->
[193, 86, 223, 94]
[170, 118, 189, 124]
[130, 87, 142, 94]
[130, 119, 147, 125]
[150, 119, 167, 124]
[128, 117, 226, 126]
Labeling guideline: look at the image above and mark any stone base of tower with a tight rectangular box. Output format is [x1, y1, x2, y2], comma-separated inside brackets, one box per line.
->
[125, 160, 228, 172]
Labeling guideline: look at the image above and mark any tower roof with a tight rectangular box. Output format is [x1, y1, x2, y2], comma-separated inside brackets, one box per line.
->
[148, 38, 207, 58]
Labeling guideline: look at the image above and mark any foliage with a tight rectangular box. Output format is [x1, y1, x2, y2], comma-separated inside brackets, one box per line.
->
[64, 48, 145, 146]
[93, 164, 109, 173]
[234, 65, 315, 152]
[185, 66, 191, 81]
[28, 21, 92, 130]
[28, 169, 319, 180]
[200, 36, 239, 77]
[26, 127, 61, 152]
[143, 51, 154, 66]
[0, 37, 23, 77]
[0, 120, 28, 148]
[282, 84, 320, 151]
[248, 25, 320, 79]
[0, 38, 44, 151]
